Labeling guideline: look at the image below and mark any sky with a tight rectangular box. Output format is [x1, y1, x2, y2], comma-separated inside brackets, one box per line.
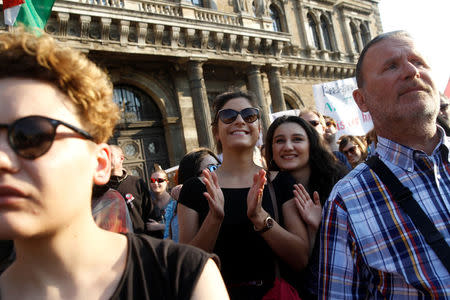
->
[378, 0, 450, 92]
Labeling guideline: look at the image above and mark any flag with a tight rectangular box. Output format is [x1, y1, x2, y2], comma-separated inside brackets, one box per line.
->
[3, 0, 55, 29]
[445, 77, 450, 99]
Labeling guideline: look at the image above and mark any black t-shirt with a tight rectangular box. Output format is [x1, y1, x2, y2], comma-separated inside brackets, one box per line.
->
[178, 172, 294, 285]
[111, 233, 210, 300]
[0, 235, 210, 300]
[107, 173, 161, 236]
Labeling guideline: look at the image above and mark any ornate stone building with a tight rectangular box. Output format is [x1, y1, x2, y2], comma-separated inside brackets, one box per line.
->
[0, 0, 382, 183]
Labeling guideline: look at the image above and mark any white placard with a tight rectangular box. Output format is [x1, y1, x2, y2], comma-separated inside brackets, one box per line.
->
[313, 77, 373, 138]
[269, 109, 301, 123]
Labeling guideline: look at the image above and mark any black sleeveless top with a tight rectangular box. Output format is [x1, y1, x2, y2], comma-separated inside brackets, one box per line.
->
[178, 172, 295, 286]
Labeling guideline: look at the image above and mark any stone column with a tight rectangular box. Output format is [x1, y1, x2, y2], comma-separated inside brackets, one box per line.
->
[187, 60, 215, 149]
[267, 65, 286, 112]
[247, 64, 270, 133]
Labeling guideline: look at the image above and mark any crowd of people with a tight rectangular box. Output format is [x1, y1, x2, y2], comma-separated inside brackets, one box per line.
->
[0, 27, 449, 300]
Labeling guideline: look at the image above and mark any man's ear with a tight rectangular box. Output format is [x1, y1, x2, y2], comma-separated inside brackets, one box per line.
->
[93, 143, 112, 185]
[353, 88, 369, 113]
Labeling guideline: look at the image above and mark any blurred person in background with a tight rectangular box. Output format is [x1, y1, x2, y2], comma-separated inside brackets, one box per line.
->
[107, 145, 162, 236]
[364, 129, 378, 157]
[147, 165, 172, 239]
[91, 183, 134, 234]
[299, 108, 326, 136]
[166, 148, 221, 242]
[338, 135, 368, 168]
[323, 115, 351, 170]
[437, 93, 450, 135]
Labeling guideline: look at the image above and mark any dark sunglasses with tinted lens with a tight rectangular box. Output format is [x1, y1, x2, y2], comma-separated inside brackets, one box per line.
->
[150, 178, 167, 183]
[0, 115, 93, 160]
[217, 108, 260, 124]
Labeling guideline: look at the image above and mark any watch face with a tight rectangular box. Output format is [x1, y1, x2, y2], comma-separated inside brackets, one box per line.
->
[266, 217, 274, 228]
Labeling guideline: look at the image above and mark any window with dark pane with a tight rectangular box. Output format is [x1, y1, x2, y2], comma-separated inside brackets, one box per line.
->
[285, 99, 294, 110]
[350, 22, 360, 53]
[360, 24, 370, 46]
[113, 85, 162, 123]
[270, 5, 282, 32]
[320, 15, 333, 51]
[307, 13, 321, 50]
[191, 0, 203, 7]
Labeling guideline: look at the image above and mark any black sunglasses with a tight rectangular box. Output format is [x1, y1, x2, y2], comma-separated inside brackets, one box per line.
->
[150, 178, 167, 183]
[217, 108, 260, 124]
[0, 115, 93, 160]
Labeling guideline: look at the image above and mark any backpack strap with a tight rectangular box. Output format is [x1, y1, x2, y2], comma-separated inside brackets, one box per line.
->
[365, 156, 450, 273]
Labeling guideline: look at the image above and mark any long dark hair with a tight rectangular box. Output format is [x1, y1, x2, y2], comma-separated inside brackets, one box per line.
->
[265, 115, 347, 204]
[177, 148, 220, 184]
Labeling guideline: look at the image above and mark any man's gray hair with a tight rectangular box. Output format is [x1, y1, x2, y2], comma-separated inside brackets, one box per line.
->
[355, 30, 412, 88]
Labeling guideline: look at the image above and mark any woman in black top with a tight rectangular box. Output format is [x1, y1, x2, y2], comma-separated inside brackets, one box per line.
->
[265, 115, 348, 299]
[0, 29, 228, 300]
[178, 91, 310, 299]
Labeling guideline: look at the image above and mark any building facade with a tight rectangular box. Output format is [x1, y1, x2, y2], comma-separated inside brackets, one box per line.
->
[0, 0, 382, 184]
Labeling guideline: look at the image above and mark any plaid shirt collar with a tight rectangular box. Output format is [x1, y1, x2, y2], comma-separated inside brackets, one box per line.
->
[376, 125, 450, 172]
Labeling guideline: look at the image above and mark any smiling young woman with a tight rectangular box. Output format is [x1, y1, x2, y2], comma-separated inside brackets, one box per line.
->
[264, 115, 348, 298]
[178, 91, 310, 299]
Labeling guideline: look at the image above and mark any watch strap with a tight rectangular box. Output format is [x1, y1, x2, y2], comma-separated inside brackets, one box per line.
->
[253, 216, 274, 233]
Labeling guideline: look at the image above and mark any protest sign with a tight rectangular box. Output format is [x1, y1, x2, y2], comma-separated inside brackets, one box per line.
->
[313, 77, 373, 138]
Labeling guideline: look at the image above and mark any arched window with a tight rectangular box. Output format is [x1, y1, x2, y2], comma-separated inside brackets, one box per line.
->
[360, 24, 370, 46]
[307, 13, 321, 50]
[320, 15, 332, 51]
[191, 0, 203, 7]
[269, 4, 282, 32]
[350, 22, 360, 53]
[113, 85, 162, 123]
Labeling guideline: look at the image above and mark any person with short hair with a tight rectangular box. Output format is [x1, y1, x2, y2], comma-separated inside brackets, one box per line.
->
[299, 108, 326, 136]
[107, 145, 162, 236]
[319, 31, 450, 298]
[0, 28, 228, 299]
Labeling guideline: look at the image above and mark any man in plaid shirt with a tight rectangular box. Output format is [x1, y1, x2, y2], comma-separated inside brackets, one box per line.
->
[319, 31, 450, 298]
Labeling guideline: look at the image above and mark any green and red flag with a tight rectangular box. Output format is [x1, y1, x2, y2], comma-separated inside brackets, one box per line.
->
[3, 0, 55, 29]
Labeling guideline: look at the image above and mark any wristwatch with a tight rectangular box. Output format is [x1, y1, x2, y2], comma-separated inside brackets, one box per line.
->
[253, 216, 274, 233]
